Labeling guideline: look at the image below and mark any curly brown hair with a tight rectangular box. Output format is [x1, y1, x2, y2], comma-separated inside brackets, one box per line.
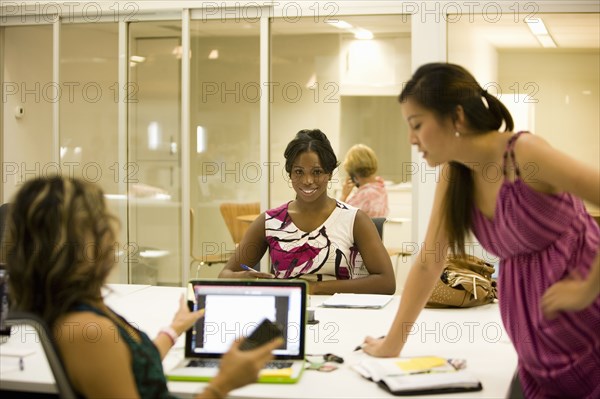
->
[4, 176, 118, 328]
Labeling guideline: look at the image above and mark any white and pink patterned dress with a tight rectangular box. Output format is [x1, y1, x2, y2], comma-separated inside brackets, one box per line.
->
[265, 200, 368, 282]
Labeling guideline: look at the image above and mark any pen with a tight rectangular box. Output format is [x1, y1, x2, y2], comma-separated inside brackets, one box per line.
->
[354, 335, 385, 351]
[240, 264, 255, 272]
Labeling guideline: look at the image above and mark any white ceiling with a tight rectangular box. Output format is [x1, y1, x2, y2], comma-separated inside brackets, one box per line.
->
[455, 13, 600, 49]
[132, 13, 599, 50]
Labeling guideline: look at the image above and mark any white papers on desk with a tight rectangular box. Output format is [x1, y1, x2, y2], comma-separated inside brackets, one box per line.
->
[0, 347, 36, 357]
[0, 347, 35, 375]
[321, 293, 393, 309]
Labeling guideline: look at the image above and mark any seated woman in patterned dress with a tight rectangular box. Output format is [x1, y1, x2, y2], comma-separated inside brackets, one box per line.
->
[219, 129, 396, 295]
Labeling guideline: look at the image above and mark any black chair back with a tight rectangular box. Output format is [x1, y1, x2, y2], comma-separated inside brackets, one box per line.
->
[371, 217, 386, 240]
[0, 203, 9, 245]
[6, 312, 78, 399]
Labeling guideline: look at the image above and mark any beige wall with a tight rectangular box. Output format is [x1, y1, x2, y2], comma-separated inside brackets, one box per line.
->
[2, 25, 53, 203]
[500, 50, 600, 213]
[270, 33, 341, 206]
[499, 50, 599, 167]
[448, 21, 499, 86]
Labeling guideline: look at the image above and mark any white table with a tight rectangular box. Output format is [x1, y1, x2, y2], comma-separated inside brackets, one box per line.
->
[0, 284, 518, 398]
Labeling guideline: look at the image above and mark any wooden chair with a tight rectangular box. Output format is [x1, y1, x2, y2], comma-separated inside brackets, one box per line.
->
[219, 202, 260, 245]
[190, 208, 233, 277]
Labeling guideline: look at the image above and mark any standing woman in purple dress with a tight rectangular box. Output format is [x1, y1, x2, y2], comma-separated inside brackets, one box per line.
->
[361, 63, 600, 398]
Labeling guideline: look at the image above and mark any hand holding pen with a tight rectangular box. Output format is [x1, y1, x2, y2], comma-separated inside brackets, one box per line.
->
[239, 264, 275, 279]
[354, 335, 385, 351]
[361, 335, 402, 358]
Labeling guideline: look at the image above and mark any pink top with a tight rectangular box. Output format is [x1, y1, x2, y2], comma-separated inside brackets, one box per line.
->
[471, 132, 600, 398]
[346, 177, 389, 218]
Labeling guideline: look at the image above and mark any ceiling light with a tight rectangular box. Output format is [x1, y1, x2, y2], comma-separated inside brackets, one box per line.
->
[537, 34, 557, 48]
[326, 20, 353, 29]
[208, 49, 219, 59]
[172, 45, 183, 59]
[197, 126, 206, 153]
[354, 28, 373, 40]
[526, 18, 548, 35]
[139, 249, 170, 258]
[525, 17, 556, 48]
[130, 55, 146, 63]
[305, 73, 317, 89]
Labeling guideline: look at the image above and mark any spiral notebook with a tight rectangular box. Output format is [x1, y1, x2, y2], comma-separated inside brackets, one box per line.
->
[352, 356, 482, 395]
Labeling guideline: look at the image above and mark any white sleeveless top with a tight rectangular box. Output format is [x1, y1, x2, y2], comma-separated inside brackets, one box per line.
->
[265, 200, 368, 281]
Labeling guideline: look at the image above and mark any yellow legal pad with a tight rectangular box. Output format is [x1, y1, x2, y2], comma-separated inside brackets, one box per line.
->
[395, 356, 448, 372]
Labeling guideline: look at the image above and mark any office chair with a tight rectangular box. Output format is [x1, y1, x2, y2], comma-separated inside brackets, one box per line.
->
[506, 371, 524, 399]
[219, 202, 260, 245]
[371, 217, 386, 240]
[0, 203, 9, 244]
[370, 217, 411, 279]
[190, 208, 233, 278]
[5, 312, 78, 399]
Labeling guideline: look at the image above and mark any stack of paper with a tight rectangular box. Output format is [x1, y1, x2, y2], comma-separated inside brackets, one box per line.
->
[321, 293, 393, 309]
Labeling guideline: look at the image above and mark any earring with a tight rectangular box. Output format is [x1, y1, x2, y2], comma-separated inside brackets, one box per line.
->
[455, 131, 461, 138]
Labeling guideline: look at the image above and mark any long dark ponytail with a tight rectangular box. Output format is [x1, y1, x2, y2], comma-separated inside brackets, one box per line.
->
[399, 63, 514, 256]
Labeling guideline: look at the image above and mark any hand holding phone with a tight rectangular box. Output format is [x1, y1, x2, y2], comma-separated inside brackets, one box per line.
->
[239, 318, 283, 351]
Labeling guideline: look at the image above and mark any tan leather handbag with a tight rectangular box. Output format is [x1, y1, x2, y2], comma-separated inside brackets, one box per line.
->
[426, 254, 497, 308]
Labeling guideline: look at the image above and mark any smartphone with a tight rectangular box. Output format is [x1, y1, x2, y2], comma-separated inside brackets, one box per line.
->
[239, 318, 283, 351]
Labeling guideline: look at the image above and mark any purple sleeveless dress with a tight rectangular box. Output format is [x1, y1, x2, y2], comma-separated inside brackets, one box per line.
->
[471, 132, 600, 398]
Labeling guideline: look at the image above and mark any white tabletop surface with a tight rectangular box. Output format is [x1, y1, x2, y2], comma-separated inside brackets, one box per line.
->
[0, 284, 518, 398]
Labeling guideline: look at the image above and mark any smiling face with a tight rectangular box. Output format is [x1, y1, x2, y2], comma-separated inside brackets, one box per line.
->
[290, 151, 331, 203]
[401, 98, 456, 166]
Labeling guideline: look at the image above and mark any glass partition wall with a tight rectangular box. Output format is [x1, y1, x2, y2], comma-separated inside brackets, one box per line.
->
[3, 3, 597, 286]
[2, 25, 53, 204]
[189, 18, 261, 279]
[270, 15, 412, 207]
[269, 15, 413, 266]
[127, 21, 183, 285]
[60, 23, 125, 282]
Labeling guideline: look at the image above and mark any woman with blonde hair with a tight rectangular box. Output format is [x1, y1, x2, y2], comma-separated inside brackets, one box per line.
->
[340, 143, 389, 218]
